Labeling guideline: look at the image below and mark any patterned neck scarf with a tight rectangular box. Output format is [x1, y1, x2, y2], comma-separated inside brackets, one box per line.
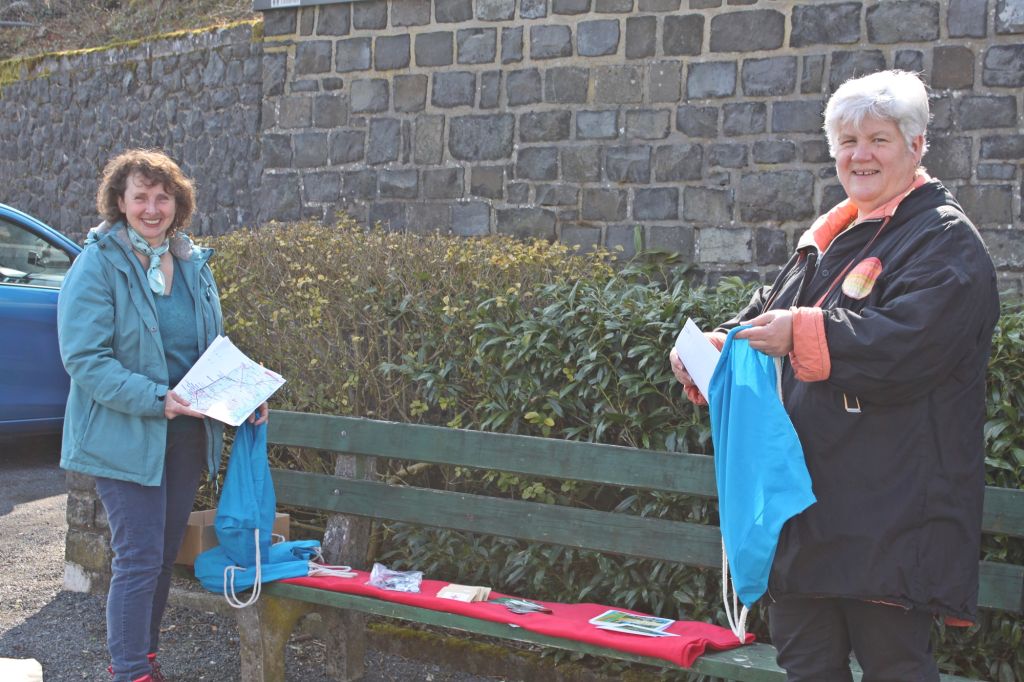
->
[125, 226, 171, 295]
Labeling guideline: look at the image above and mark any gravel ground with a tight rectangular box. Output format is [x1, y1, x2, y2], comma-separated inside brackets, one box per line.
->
[0, 443, 509, 682]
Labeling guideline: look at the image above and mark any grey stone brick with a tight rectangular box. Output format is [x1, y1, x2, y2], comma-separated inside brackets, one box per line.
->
[351, 79, 389, 113]
[336, 38, 372, 73]
[958, 95, 1018, 129]
[977, 163, 1016, 181]
[263, 9, 296, 36]
[471, 165, 505, 198]
[595, 65, 644, 103]
[933, 46, 975, 89]
[414, 115, 445, 164]
[458, 28, 498, 64]
[604, 225, 639, 258]
[738, 171, 815, 222]
[980, 134, 1024, 159]
[605, 145, 652, 182]
[392, 0, 431, 26]
[537, 184, 579, 206]
[481, 71, 502, 109]
[982, 230, 1024, 269]
[801, 55, 826, 94]
[263, 52, 287, 98]
[395, 75, 428, 112]
[423, 167, 465, 198]
[596, 0, 635, 11]
[790, 2, 860, 47]
[520, 111, 572, 142]
[755, 228, 789, 265]
[477, 0, 516, 20]
[648, 61, 682, 103]
[314, 94, 348, 128]
[370, 202, 408, 231]
[626, 109, 671, 139]
[516, 147, 559, 180]
[367, 118, 401, 165]
[689, 0, 721, 6]
[924, 136, 972, 179]
[293, 131, 330, 167]
[654, 143, 702, 181]
[300, 7, 316, 36]
[262, 172, 301, 222]
[416, 32, 454, 67]
[820, 183, 848, 215]
[291, 80, 320, 94]
[996, 0, 1024, 33]
[582, 188, 628, 220]
[502, 27, 525, 63]
[647, 225, 695, 259]
[577, 110, 619, 139]
[453, 202, 491, 235]
[432, 71, 476, 108]
[375, 35, 411, 71]
[579, 20, 621, 56]
[263, 133, 293, 168]
[507, 69, 543, 105]
[983, 45, 1024, 87]
[676, 105, 718, 137]
[279, 95, 313, 128]
[544, 67, 590, 103]
[354, 0, 388, 29]
[449, 114, 516, 160]
[626, 16, 657, 59]
[436, 0, 473, 21]
[956, 184, 1013, 224]
[521, 0, 549, 18]
[507, 182, 531, 203]
[323, 77, 344, 91]
[531, 25, 574, 59]
[894, 49, 924, 73]
[640, 0, 680, 10]
[341, 169, 378, 200]
[559, 224, 601, 252]
[562, 146, 603, 182]
[930, 94, 956, 131]
[303, 171, 342, 203]
[708, 143, 747, 168]
[497, 207, 557, 240]
[329, 130, 366, 164]
[948, 0, 988, 37]
[379, 169, 419, 199]
[633, 187, 678, 220]
[698, 227, 751, 263]
[710, 10, 785, 52]
[753, 139, 797, 164]
[664, 14, 704, 56]
[829, 50, 887, 90]
[772, 100, 825, 134]
[742, 57, 797, 97]
[723, 103, 766, 135]
[687, 61, 736, 98]
[410, 202, 453, 234]
[296, 41, 332, 75]
[554, 0, 592, 13]
[866, 1, 939, 43]
[684, 186, 733, 223]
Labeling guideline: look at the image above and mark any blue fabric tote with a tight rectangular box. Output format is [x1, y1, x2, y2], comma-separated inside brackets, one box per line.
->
[708, 327, 816, 613]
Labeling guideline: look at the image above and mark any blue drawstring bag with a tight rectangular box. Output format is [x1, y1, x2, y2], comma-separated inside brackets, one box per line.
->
[708, 327, 816, 636]
[194, 420, 354, 607]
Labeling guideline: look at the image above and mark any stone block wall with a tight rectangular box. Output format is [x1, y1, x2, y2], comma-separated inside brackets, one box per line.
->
[257, 0, 1024, 288]
[0, 23, 264, 242]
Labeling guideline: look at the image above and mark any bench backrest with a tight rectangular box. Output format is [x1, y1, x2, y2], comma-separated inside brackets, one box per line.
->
[266, 410, 1024, 615]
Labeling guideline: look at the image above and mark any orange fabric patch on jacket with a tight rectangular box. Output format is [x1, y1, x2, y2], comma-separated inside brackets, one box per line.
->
[842, 257, 883, 299]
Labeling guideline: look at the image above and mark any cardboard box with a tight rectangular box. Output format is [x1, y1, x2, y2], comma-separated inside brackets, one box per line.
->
[174, 510, 290, 566]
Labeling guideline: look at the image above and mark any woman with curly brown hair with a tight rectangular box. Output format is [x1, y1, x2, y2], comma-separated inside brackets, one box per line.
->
[58, 149, 266, 682]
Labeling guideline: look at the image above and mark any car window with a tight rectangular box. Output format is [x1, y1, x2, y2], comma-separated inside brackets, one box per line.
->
[0, 216, 74, 289]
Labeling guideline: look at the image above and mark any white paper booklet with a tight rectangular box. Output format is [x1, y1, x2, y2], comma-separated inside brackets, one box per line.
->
[172, 335, 285, 426]
[673, 318, 721, 402]
[587, 609, 679, 637]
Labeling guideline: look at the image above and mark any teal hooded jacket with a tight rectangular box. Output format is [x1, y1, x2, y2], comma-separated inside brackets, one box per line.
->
[58, 220, 225, 486]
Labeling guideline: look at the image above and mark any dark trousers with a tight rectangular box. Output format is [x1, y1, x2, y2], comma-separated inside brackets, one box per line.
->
[769, 596, 940, 682]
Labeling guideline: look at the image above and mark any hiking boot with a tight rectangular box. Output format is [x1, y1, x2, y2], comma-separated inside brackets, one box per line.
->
[148, 653, 167, 682]
[107, 663, 156, 682]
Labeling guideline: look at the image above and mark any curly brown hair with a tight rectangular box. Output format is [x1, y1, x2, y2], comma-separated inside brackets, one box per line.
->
[95, 149, 196, 235]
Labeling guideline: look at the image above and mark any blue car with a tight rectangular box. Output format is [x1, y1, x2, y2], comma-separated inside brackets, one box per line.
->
[0, 203, 81, 438]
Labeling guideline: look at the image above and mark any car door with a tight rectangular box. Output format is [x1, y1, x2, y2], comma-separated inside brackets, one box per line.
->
[0, 206, 81, 436]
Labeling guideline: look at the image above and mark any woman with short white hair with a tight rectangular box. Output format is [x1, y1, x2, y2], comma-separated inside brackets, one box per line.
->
[671, 70, 998, 680]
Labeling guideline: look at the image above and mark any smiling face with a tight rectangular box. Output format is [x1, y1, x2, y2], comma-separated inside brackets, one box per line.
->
[117, 172, 177, 247]
[836, 116, 924, 219]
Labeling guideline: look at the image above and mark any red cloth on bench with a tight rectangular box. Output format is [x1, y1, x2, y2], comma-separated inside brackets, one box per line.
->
[282, 571, 753, 668]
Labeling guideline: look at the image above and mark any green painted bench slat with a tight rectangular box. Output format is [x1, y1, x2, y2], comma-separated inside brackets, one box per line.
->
[272, 469, 723, 567]
[979, 561, 1024, 614]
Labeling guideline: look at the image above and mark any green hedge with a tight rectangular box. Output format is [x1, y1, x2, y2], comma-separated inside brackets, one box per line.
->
[203, 222, 1022, 681]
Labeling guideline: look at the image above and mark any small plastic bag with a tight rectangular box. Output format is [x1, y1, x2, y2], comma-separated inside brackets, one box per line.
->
[367, 562, 423, 592]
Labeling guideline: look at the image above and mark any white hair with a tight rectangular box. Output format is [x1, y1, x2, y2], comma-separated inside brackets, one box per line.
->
[823, 70, 930, 158]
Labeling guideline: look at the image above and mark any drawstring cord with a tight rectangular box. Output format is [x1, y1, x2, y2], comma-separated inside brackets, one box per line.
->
[224, 528, 263, 609]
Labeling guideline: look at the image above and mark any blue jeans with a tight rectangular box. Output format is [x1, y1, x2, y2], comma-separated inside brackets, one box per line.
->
[96, 419, 206, 682]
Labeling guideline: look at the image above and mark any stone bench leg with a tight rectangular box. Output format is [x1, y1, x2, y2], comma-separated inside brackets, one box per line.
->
[236, 595, 314, 682]
[322, 609, 368, 681]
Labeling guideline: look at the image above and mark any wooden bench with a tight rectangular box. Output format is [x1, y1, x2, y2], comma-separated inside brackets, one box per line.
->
[235, 410, 1024, 682]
